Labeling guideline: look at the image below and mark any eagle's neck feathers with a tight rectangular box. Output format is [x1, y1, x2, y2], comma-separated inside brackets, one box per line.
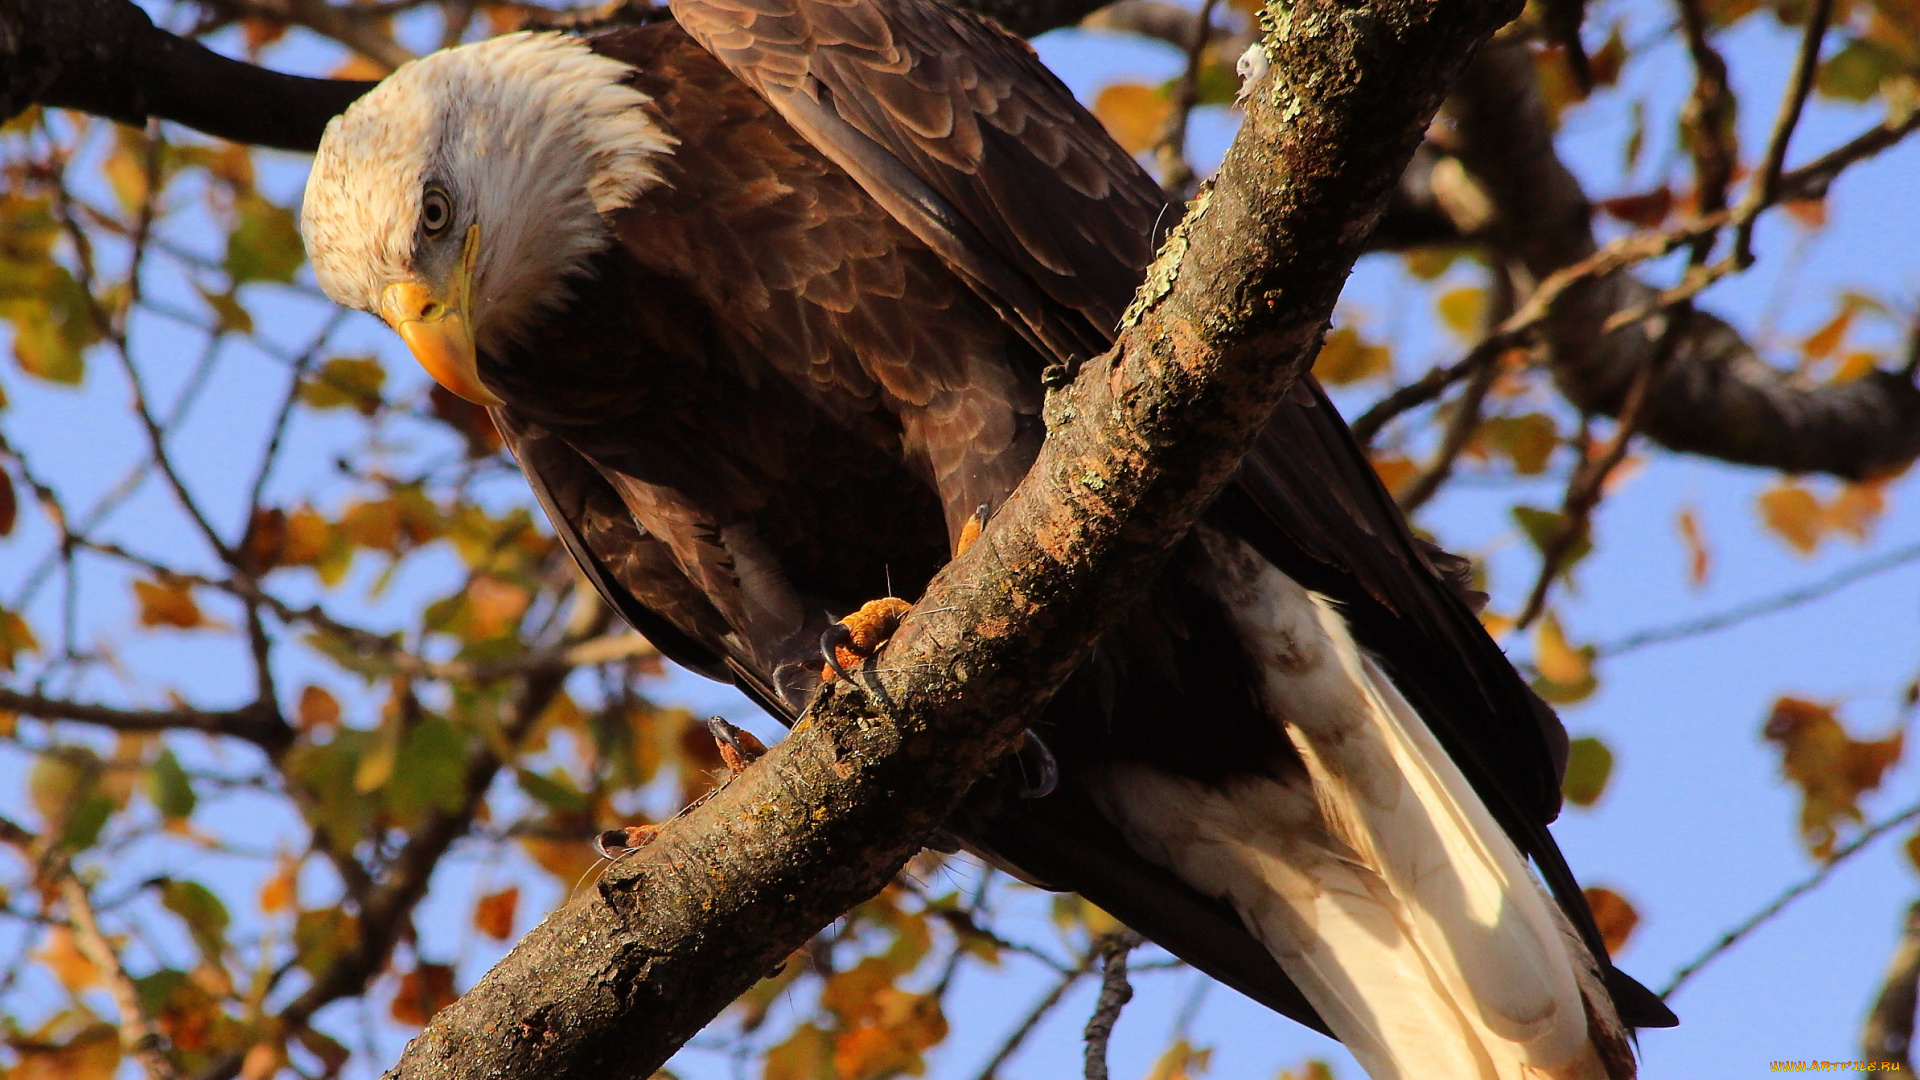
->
[301, 32, 675, 354]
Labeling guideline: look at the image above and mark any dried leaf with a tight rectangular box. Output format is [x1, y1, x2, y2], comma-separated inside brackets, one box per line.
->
[1369, 452, 1419, 496]
[10, 1022, 119, 1080]
[0, 469, 15, 536]
[258, 856, 299, 914]
[1677, 506, 1711, 588]
[1279, 1062, 1336, 1080]
[1825, 482, 1885, 541]
[473, 887, 519, 941]
[1145, 1039, 1213, 1080]
[762, 1023, 831, 1080]
[1479, 413, 1558, 475]
[1312, 327, 1392, 385]
[466, 575, 531, 640]
[1562, 736, 1614, 807]
[134, 578, 204, 629]
[1596, 187, 1673, 228]
[297, 685, 341, 735]
[390, 962, 459, 1027]
[293, 908, 361, 977]
[1764, 696, 1904, 858]
[830, 989, 946, 1080]
[1092, 83, 1172, 154]
[240, 507, 287, 575]
[0, 607, 37, 671]
[1583, 886, 1640, 955]
[38, 926, 103, 992]
[1758, 482, 1823, 554]
[1801, 300, 1858, 361]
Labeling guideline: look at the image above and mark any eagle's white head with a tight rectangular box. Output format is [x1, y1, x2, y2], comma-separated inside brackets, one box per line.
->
[300, 32, 674, 405]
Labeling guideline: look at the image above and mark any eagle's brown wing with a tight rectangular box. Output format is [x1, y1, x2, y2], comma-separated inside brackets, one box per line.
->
[668, 0, 1162, 363]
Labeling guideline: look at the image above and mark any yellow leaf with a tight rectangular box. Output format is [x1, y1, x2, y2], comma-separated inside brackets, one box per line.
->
[1479, 413, 1558, 474]
[762, 1023, 831, 1080]
[1279, 1061, 1336, 1080]
[467, 575, 532, 640]
[1562, 736, 1614, 807]
[332, 55, 392, 80]
[1677, 506, 1711, 588]
[1831, 351, 1878, 383]
[1312, 327, 1392, 385]
[299, 356, 385, 416]
[518, 835, 601, 885]
[1583, 886, 1639, 955]
[11, 1022, 119, 1080]
[259, 855, 299, 914]
[1534, 612, 1590, 685]
[1435, 286, 1487, 338]
[1145, 1039, 1213, 1080]
[134, 578, 204, 629]
[1758, 482, 1823, 555]
[1092, 84, 1171, 154]
[0, 607, 38, 671]
[281, 505, 332, 566]
[1369, 452, 1418, 496]
[1764, 696, 1904, 858]
[831, 990, 947, 1080]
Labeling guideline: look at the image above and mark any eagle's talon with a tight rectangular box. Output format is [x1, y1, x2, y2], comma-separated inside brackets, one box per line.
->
[819, 596, 912, 683]
[707, 715, 767, 775]
[1017, 728, 1059, 799]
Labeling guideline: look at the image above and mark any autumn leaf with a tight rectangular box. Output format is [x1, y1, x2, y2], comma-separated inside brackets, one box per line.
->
[9, 1021, 119, 1080]
[830, 989, 947, 1080]
[1092, 83, 1171, 154]
[297, 685, 341, 734]
[1369, 452, 1418, 496]
[38, 926, 103, 992]
[1145, 1039, 1213, 1080]
[224, 191, 303, 284]
[390, 962, 459, 1027]
[1532, 612, 1597, 705]
[1562, 736, 1614, 807]
[1596, 187, 1673, 228]
[1279, 1061, 1336, 1080]
[300, 356, 385, 416]
[1800, 298, 1858, 361]
[146, 748, 196, 822]
[0, 469, 15, 536]
[762, 1023, 831, 1080]
[1478, 413, 1558, 475]
[1676, 506, 1711, 588]
[258, 856, 299, 914]
[473, 887, 519, 941]
[1764, 696, 1904, 858]
[1436, 286, 1487, 337]
[1313, 327, 1392, 385]
[1583, 886, 1640, 955]
[134, 578, 205, 629]
[0, 607, 37, 671]
[293, 908, 361, 977]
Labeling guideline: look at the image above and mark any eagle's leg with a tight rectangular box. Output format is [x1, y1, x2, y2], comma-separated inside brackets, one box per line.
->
[706, 715, 767, 775]
[820, 596, 913, 683]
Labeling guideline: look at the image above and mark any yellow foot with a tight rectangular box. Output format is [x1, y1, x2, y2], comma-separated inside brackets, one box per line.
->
[821, 596, 912, 683]
[706, 716, 767, 775]
[955, 502, 991, 557]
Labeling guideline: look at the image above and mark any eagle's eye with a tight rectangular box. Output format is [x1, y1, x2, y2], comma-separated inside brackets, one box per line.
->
[421, 185, 453, 237]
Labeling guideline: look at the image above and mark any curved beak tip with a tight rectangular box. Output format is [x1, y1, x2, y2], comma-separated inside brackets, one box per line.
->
[378, 281, 502, 408]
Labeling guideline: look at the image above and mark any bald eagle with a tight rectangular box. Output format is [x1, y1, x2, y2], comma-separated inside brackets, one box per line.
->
[299, 3, 1675, 1076]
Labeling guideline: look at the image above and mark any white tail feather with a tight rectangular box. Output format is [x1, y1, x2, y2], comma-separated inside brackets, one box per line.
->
[1085, 527, 1628, 1080]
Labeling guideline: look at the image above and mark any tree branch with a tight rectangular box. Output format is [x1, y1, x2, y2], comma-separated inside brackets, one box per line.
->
[0, 687, 292, 753]
[1438, 38, 1920, 481]
[376, 0, 1521, 1073]
[1862, 899, 1920, 1070]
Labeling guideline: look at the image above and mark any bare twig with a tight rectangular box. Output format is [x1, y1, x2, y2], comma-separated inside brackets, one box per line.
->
[1596, 538, 1920, 659]
[1732, 0, 1836, 266]
[0, 688, 290, 751]
[1083, 930, 1143, 1080]
[1350, 339, 1507, 446]
[60, 874, 187, 1080]
[1515, 305, 1691, 629]
[1396, 344, 1501, 513]
[1153, 0, 1219, 198]
[970, 949, 1100, 1080]
[1662, 799, 1920, 999]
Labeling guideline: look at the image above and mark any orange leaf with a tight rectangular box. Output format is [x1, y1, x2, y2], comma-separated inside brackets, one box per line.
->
[1677, 506, 1711, 588]
[259, 857, 299, 915]
[1369, 453, 1419, 496]
[1783, 197, 1827, 228]
[38, 926, 102, 992]
[467, 575, 532, 640]
[1800, 299, 1858, 361]
[134, 578, 205, 629]
[296, 686, 341, 735]
[1824, 482, 1885, 541]
[280, 505, 332, 565]
[1764, 696, 1904, 858]
[830, 990, 947, 1080]
[1092, 84, 1171, 154]
[332, 55, 391, 81]
[1583, 886, 1640, 955]
[390, 962, 458, 1027]
[1596, 187, 1673, 228]
[473, 887, 519, 941]
[1758, 483, 1823, 554]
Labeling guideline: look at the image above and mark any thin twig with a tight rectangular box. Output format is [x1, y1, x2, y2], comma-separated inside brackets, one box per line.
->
[1083, 930, 1143, 1080]
[1153, 0, 1219, 199]
[1662, 798, 1920, 999]
[1516, 305, 1691, 629]
[1732, 0, 1836, 266]
[1596, 538, 1920, 659]
[1396, 347, 1500, 513]
[60, 874, 187, 1080]
[970, 950, 1099, 1080]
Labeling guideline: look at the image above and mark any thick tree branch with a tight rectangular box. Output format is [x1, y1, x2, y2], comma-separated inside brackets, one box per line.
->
[1862, 899, 1920, 1070]
[378, 0, 1520, 1075]
[0, 0, 371, 150]
[1444, 38, 1920, 480]
[0, 687, 293, 753]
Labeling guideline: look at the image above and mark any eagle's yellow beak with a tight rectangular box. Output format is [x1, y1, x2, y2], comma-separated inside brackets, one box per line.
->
[380, 224, 502, 407]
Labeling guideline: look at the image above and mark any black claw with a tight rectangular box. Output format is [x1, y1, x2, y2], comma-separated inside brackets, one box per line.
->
[1017, 728, 1059, 799]
[820, 621, 856, 684]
